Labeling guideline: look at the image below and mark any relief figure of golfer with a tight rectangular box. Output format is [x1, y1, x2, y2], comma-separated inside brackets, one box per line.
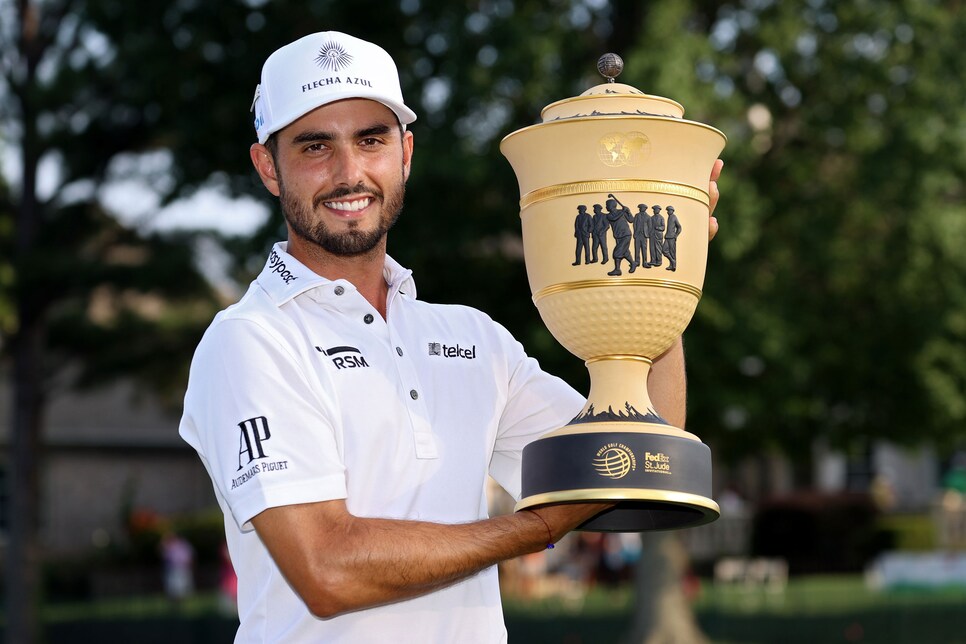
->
[605, 194, 636, 276]
[572, 204, 593, 266]
[648, 204, 666, 267]
[591, 203, 610, 264]
[663, 204, 682, 271]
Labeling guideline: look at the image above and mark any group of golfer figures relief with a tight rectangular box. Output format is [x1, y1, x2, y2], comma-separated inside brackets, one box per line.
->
[571, 193, 682, 276]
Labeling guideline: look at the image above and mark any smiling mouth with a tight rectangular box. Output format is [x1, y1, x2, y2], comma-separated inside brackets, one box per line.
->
[324, 197, 373, 213]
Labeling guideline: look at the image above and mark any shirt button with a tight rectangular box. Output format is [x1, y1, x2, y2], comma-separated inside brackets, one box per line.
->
[410, 389, 419, 400]
[363, 313, 374, 324]
[396, 347, 404, 357]
[334, 286, 345, 296]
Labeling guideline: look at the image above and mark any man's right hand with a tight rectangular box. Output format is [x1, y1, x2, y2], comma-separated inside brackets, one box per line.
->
[525, 502, 616, 544]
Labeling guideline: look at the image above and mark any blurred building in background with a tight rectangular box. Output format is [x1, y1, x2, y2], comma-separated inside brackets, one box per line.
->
[0, 376, 215, 556]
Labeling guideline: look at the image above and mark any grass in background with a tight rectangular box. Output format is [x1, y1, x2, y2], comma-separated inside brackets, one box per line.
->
[503, 575, 966, 643]
[6, 575, 966, 643]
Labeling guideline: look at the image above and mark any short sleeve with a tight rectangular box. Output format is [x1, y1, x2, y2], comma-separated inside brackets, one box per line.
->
[179, 318, 347, 530]
[488, 325, 584, 501]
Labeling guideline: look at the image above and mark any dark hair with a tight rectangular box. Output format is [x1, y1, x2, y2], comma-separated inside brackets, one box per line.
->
[265, 133, 279, 167]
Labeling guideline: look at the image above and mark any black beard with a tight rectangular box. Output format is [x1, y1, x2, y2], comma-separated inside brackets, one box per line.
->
[280, 179, 405, 257]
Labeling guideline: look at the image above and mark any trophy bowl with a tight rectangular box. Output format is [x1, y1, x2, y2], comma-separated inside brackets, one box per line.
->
[500, 55, 726, 532]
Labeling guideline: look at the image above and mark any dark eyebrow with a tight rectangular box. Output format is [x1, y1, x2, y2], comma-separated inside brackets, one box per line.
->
[290, 123, 395, 146]
[356, 124, 393, 138]
[291, 130, 334, 144]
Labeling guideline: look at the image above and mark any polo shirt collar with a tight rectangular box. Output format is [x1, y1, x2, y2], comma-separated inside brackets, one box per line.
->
[383, 254, 417, 299]
[256, 242, 417, 306]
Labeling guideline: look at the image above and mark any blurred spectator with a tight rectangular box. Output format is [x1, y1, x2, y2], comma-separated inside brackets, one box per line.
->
[516, 550, 548, 599]
[938, 457, 966, 548]
[718, 485, 748, 516]
[219, 540, 238, 615]
[600, 533, 641, 586]
[576, 532, 604, 590]
[160, 531, 195, 605]
[870, 474, 897, 511]
[943, 460, 966, 495]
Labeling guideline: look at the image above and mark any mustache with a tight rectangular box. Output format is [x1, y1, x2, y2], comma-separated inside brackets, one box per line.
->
[313, 183, 382, 210]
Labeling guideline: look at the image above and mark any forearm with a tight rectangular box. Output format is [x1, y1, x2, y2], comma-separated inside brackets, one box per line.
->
[253, 500, 595, 618]
[647, 160, 719, 424]
[324, 511, 543, 609]
[648, 336, 687, 427]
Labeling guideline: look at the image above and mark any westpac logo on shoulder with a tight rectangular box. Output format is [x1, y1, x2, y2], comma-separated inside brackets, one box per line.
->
[267, 249, 298, 285]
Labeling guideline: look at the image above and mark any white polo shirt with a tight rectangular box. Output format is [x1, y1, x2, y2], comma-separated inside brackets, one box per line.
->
[180, 242, 583, 643]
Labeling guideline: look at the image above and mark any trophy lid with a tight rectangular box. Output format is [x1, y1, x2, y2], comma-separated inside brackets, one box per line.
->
[540, 53, 685, 122]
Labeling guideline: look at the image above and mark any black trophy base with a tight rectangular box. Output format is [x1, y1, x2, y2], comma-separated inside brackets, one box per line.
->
[515, 425, 719, 532]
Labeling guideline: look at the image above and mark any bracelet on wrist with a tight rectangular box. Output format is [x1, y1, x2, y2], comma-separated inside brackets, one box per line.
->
[524, 509, 555, 550]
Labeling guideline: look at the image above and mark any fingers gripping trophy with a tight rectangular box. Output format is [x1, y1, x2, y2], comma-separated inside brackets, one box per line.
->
[501, 54, 726, 531]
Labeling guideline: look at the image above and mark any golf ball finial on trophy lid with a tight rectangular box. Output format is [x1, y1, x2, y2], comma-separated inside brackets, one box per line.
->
[501, 53, 727, 532]
[596, 52, 623, 82]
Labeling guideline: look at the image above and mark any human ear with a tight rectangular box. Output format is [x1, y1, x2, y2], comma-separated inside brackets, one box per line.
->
[401, 130, 414, 182]
[250, 143, 280, 197]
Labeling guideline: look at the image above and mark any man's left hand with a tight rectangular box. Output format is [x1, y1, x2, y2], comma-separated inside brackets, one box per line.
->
[709, 158, 724, 241]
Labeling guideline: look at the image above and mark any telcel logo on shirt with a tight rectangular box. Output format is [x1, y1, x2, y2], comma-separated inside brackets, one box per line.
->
[428, 342, 476, 359]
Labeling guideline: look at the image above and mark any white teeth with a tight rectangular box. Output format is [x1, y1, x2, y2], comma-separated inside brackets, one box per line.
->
[326, 198, 371, 212]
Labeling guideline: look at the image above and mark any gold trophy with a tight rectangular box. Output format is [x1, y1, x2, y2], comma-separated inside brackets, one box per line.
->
[501, 54, 726, 531]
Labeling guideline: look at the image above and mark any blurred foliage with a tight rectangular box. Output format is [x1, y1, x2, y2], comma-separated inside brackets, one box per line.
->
[1, 1, 221, 405]
[2, 0, 965, 468]
[877, 512, 936, 551]
[751, 491, 888, 574]
[676, 0, 966, 468]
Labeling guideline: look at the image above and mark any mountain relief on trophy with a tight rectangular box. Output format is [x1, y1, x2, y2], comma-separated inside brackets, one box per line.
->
[571, 402, 666, 426]
[570, 194, 683, 276]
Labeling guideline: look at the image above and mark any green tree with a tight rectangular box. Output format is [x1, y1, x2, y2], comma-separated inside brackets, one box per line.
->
[619, 2, 966, 637]
[1, 2, 219, 640]
[674, 0, 966, 476]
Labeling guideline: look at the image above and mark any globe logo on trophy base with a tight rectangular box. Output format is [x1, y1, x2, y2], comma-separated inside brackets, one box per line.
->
[500, 55, 726, 532]
[593, 444, 636, 479]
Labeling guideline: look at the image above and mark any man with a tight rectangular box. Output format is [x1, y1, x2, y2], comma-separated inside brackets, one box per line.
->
[605, 197, 636, 276]
[572, 204, 593, 266]
[632, 203, 651, 269]
[663, 204, 682, 271]
[591, 203, 609, 264]
[179, 31, 723, 643]
[648, 204, 666, 267]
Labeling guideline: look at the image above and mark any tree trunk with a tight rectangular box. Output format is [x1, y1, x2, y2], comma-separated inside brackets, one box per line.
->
[624, 533, 708, 644]
[5, 328, 45, 644]
[6, 3, 46, 640]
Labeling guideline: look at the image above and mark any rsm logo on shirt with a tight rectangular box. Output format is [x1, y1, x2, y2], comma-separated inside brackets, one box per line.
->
[316, 345, 370, 369]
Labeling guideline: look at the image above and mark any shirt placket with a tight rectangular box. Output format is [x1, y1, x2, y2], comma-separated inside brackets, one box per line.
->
[385, 289, 438, 459]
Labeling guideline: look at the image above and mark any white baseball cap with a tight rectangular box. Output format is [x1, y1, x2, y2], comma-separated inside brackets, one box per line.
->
[251, 32, 417, 144]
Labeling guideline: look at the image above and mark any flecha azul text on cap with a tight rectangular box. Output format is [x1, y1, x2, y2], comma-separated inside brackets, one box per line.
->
[301, 77, 374, 93]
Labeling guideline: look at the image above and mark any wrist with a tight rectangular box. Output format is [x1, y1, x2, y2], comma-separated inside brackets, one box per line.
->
[521, 509, 555, 550]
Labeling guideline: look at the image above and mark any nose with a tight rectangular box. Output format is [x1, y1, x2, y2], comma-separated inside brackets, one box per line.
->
[331, 147, 366, 188]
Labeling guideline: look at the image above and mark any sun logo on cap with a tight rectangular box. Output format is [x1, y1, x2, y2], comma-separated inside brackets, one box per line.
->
[315, 42, 353, 72]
